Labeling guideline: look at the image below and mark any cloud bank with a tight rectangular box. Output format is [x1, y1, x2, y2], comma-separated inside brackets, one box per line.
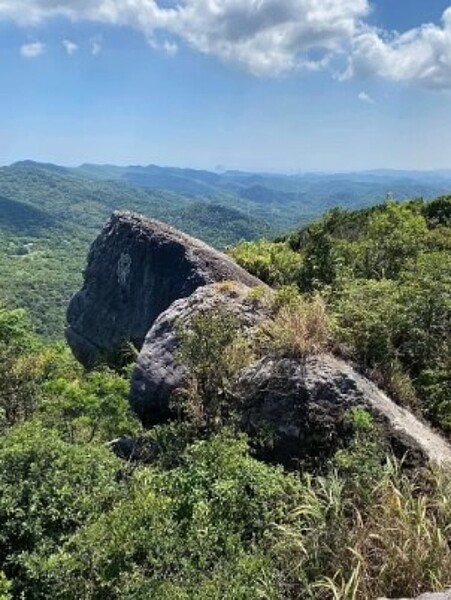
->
[2, 0, 451, 87]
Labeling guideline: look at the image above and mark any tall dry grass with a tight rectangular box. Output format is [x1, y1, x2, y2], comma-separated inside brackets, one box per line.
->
[268, 462, 451, 600]
[258, 295, 331, 360]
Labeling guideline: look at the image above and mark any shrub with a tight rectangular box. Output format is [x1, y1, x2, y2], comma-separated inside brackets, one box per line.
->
[174, 311, 255, 431]
[0, 422, 122, 598]
[40, 368, 141, 443]
[38, 433, 300, 600]
[229, 240, 302, 287]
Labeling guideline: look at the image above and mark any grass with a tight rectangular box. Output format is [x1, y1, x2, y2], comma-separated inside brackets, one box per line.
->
[257, 294, 331, 360]
[270, 461, 451, 600]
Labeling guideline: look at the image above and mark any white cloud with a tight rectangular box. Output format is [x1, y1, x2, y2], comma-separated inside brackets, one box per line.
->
[62, 39, 79, 55]
[20, 41, 45, 58]
[358, 91, 374, 103]
[3, 1, 451, 88]
[159, 0, 370, 75]
[0, 0, 370, 75]
[345, 7, 451, 89]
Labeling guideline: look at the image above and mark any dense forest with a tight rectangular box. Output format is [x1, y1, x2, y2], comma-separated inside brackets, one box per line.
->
[0, 192, 450, 599]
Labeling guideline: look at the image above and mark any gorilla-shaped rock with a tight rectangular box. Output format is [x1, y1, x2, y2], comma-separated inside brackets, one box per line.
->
[131, 282, 270, 426]
[66, 211, 263, 367]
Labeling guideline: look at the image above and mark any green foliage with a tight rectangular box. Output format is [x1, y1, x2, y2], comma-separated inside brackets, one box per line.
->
[0, 422, 122, 598]
[34, 433, 298, 600]
[40, 369, 141, 443]
[352, 202, 428, 280]
[334, 409, 386, 494]
[174, 310, 254, 431]
[229, 240, 302, 286]
[0, 572, 11, 600]
[231, 198, 451, 430]
[0, 308, 50, 432]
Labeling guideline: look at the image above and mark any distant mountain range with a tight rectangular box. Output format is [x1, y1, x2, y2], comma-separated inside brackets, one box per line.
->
[10, 160, 451, 234]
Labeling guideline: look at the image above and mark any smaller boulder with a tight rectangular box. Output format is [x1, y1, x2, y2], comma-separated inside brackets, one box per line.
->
[130, 282, 271, 426]
[237, 355, 451, 467]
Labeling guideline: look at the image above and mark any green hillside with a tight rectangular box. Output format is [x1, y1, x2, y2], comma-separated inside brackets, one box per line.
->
[231, 196, 451, 435]
[0, 163, 270, 337]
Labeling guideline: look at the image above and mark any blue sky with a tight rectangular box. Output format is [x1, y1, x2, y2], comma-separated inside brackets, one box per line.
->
[1, 0, 451, 172]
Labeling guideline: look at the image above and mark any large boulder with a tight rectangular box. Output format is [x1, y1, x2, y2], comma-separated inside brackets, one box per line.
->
[236, 355, 451, 467]
[131, 282, 270, 426]
[66, 211, 263, 367]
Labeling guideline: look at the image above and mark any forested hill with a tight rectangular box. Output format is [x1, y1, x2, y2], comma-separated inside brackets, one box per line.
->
[73, 162, 451, 227]
[12, 160, 451, 232]
[0, 162, 270, 337]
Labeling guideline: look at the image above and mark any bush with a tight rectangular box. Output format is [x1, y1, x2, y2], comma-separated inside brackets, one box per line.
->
[0, 422, 122, 598]
[174, 310, 255, 431]
[40, 369, 141, 443]
[38, 433, 300, 600]
[229, 240, 302, 287]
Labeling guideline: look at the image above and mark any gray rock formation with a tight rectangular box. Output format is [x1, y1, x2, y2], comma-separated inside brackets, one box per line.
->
[131, 282, 270, 426]
[378, 591, 451, 600]
[236, 355, 451, 467]
[131, 292, 451, 466]
[66, 211, 451, 471]
[66, 211, 263, 367]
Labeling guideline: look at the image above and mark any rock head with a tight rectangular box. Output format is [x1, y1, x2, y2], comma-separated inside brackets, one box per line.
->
[66, 211, 264, 367]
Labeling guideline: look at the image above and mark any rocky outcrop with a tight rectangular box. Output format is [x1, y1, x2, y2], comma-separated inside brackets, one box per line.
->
[131, 294, 451, 465]
[236, 355, 451, 467]
[67, 212, 451, 471]
[131, 282, 270, 426]
[66, 211, 263, 367]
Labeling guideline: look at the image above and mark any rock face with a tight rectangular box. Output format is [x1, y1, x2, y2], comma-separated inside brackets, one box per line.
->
[66, 211, 263, 367]
[131, 282, 270, 426]
[236, 355, 451, 467]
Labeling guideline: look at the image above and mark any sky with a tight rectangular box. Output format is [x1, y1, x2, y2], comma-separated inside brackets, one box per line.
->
[1, 0, 451, 172]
